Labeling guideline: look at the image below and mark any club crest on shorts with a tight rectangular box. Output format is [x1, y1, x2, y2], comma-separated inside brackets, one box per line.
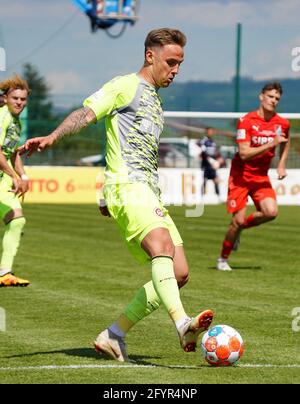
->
[229, 200, 237, 209]
[154, 207, 164, 217]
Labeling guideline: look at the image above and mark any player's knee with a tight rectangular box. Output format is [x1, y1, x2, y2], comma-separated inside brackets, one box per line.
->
[150, 241, 175, 259]
[154, 233, 175, 258]
[263, 208, 278, 221]
[161, 240, 175, 258]
[232, 217, 244, 229]
[142, 228, 175, 258]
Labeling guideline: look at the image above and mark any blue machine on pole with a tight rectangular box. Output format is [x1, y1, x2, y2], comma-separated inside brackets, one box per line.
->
[72, 0, 139, 37]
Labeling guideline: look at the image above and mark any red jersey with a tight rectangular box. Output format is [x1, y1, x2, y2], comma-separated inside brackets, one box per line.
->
[230, 111, 290, 178]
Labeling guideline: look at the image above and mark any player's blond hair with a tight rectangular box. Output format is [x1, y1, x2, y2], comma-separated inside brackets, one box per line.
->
[144, 28, 187, 55]
[0, 75, 30, 95]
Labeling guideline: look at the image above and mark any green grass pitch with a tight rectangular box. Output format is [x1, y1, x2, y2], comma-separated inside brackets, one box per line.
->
[0, 204, 299, 384]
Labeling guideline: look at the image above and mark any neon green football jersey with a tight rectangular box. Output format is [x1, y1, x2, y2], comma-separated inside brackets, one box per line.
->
[0, 105, 22, 180]
[0, 105, 22, 160]
[83, 73, 164, 196]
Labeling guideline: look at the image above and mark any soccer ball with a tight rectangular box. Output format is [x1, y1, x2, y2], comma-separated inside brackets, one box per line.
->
[201, 325, 244, 367]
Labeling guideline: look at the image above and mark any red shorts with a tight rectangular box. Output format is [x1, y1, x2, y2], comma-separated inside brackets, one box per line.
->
[227, 175, 276, 214]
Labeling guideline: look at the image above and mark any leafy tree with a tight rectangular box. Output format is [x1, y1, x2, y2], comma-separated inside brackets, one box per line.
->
[22, 63, 57, 137]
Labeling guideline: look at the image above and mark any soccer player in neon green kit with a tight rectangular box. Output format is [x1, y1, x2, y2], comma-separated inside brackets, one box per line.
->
[19, 28, 214, 361]
[0, 89, 5, 108]
[0, 75, 30, 287]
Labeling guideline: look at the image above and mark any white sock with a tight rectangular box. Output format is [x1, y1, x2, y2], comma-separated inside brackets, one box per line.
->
[0, 269, 11, 277]
[175, 316, 191, 333]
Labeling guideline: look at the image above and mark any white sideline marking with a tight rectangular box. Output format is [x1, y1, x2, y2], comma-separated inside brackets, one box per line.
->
[0, 364, 155, 371]
[239, 364, 300, 369]
[0, 363, 300, 371]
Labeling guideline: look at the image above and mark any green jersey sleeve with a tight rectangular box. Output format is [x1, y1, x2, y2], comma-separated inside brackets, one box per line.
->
[0, 106, 10, 146]
[83, 74, 140, 121]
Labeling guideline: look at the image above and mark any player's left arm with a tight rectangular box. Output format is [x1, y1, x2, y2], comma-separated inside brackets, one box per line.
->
[11, 152, 29, 195]
[277, 127, 290, 180]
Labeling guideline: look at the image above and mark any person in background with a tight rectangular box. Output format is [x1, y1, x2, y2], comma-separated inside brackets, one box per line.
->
[198, 127, 225, 199]
[0, 75, 30, 287]
[217, 82, 290, 271]
[0, 89, 5, 108]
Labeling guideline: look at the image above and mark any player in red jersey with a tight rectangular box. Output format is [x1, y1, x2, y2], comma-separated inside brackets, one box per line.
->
[217, 82, 290, 271]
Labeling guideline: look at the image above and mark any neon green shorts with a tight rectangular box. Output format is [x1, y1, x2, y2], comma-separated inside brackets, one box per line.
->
[0, 174, 22, 219]
[104, 183, 183, 263]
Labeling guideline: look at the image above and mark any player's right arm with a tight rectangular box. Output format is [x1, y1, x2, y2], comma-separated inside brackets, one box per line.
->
[236, 116, 288, 161]
[19, 106, 97, 157]
[238, 136, 288, 161]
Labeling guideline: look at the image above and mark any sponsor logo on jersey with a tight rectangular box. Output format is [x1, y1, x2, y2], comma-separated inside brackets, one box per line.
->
[251, 134, 274, 146]
[252, 136, 274, 145]
[154, 207, 164, 217]
[237, 129, 246, 140]
[252, 125, 260, 132]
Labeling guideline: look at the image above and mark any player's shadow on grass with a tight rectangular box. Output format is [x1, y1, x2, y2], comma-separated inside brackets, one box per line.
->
[4, 348, 207, 369]
[63, 348, 163, 365]
[208, 265, 262, 271]
[4, 348, 210, 369]
[5, 348, 162, 366]
[231, 265, 262, 270]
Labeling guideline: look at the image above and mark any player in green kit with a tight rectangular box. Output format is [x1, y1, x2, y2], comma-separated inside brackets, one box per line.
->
[0, 76, 30, 287]
[19, 28, 214, 360]
[0, 89, 5, 108]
